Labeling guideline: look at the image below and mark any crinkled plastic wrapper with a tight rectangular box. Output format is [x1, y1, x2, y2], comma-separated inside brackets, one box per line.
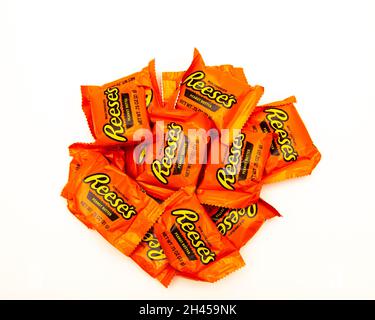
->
[162, 65, 249, 109]
[197, 130, 273, 208]
[154, 187, 245, 282]
[61, 144, 164, 256]
[131, 228, 176, 287]
[246, 96, 321, 184]
[81, 60, 162, 145]
[136, 108, 213, 200]
[174, 49, 263, 140]
[62, 50, 321, 287]
[205, 199, 280, 249]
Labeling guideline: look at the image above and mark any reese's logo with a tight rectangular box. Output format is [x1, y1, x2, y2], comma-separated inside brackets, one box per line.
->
[103, 87, 127, 142]
[264, 108, 298, 162]
[216, 133, 246, 190]
[182, 71, 237, 109]
[151, 123, 183, 184]
[172, 209, 216, 265]
[83, 173, 136, 220]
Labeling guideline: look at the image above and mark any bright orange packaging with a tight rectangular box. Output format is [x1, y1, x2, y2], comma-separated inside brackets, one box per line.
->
[245, 96, 321, 184]
[107, 60, 163, 116]
[81, 60, 162, 145]
[67, 142, 126, 172]
[173, 49, 263, 136]
[162, 65, 248, 109]
[205, 199, 280, 249]
[197, 129, 273, 208]
[131, 228, 176, 287]
[162, 71, 184, 109]
[136, 108, 214, 200]
[153, 187, 244, 282]
[61, 145, 164, 256]
[121, 143, 152, 180]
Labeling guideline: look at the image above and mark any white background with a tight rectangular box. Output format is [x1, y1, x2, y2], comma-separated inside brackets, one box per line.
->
[1, 0, 374, 299]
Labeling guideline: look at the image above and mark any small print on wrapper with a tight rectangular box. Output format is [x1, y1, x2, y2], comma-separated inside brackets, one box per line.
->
[153, 187, 245, 282]
[81, 60, 162, 145]
[245, 96, 321, 184]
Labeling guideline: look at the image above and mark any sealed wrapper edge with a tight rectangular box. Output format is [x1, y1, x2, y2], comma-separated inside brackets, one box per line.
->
[156, 266, 176, 287]
[196, 250, 245, 283]
[262, 148, 321, 184]
[226, 85, 264, 132]
[81, 85, 97, 140]
[259, 95, 297, 108]
[197, 188, 262, 209]
[177, 251, 245, 283]
[131, 252, 176, 287]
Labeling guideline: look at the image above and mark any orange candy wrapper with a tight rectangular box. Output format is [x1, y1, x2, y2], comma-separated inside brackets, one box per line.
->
[62, 50, 321, 287]
[162, 71, 184, 108]
[153, 187, 245, 282]
[67, 142, 127, 172]
[61, 145, 164, 256]
[173, 49, 263, 136]
[81, 60, 162, 145]
[162, 65, 248, 109]
[136, 109, 214, 200]
[131, 228, 176, 287]
[245, 96, 321, 184]
[197, 130, 273, 208]
[205, 199, 280, 249]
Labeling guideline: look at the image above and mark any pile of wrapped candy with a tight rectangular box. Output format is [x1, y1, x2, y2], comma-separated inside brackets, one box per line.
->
[62, 49, 321, 286]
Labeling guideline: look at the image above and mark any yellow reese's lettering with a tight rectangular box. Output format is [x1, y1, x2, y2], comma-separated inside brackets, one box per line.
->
[151, 123, 183, 184]
[83, 173, 136, 219]
[183, 71, 237, 109]
[217, 204, 258, 236]
[142, 231, 166, 261]
[103, 87, 127, 142]
[172, 209, 216, 265]
[216, 133, 245, 190]
[264, 108, 298, 162]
